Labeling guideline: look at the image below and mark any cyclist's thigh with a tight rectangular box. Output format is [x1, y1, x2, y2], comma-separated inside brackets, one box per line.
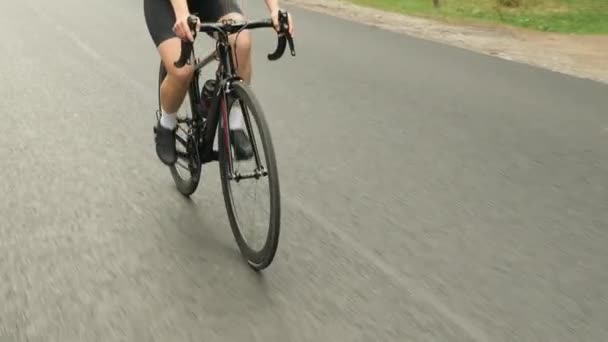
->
[144, 0, 192, 78]
[144, 0, 177, 48]
[158, 38, 194, 80]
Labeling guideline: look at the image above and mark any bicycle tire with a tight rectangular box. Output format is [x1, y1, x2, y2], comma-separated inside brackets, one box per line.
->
[218, 81, 281, 271]
[157, 62, 201, 197]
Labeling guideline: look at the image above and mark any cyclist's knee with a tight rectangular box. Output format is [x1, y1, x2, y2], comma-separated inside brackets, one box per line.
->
[220, 13, 252, 55]
[158, 38, 193, 84]
[168, 64, 193, 84]
[232, 30, 252, 56]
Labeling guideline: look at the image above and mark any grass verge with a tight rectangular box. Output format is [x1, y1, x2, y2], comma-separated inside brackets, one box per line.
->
[346, 0, 608, 34]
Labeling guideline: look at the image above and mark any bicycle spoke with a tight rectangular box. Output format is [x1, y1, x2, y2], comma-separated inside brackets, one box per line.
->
[177, 124, 189, 135]
[176, 159, 190, 170]
[175, 134, 188, 149]
[176, 151, 190, 160]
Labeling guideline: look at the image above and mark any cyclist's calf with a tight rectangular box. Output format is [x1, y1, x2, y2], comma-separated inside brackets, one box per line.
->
[158, 37, 195, 114]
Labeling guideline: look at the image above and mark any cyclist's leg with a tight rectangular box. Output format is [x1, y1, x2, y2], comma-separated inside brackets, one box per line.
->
[197, 1, 251, 83]
[221, 12, 253, 84]
[199, 0, 253, 159]
[158, 39, 194, 118]
[220, 11, 253, 159]
[145, 0, 194, 165]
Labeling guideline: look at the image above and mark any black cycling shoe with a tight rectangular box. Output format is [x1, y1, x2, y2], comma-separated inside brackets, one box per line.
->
[230, 129, 254, 161]
[154, 122, 177, 165]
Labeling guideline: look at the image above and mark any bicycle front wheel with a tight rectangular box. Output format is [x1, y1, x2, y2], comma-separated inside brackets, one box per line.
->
[218, 81, 281, 271]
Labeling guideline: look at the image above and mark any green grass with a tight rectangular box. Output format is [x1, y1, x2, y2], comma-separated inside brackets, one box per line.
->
[347, 0, 608, 34]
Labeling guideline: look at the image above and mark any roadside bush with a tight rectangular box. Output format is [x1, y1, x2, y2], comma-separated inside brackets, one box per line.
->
[497, 0, 522, 7]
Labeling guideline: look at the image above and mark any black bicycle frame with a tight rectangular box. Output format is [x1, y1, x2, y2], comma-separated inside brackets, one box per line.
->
[175, 12, 295, 175]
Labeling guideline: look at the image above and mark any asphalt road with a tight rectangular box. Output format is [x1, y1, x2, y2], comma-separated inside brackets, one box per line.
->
[1, 0, 608, 341]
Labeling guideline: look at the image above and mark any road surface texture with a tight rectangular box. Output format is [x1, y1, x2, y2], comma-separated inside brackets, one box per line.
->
[1, 0, 607, 341]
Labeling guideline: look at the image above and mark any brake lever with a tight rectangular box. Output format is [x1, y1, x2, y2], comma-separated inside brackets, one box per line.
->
[175, 41, 193, 68]
[267, 10, 296, 61]
[287, 35, 295, 57]
[174, 15, 199, 68]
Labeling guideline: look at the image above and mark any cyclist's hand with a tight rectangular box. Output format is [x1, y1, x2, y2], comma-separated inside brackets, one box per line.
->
[271, 9, 294, 36]
[173, 13, 199, 42]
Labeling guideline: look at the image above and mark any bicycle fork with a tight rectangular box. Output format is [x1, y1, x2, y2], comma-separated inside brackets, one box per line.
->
[220, 86, 267, 183]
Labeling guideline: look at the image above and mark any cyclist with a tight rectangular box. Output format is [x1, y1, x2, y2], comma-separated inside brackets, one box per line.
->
[144, 0, 294, 165]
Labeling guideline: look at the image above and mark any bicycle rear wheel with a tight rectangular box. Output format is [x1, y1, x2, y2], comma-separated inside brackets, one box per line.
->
[158, 62, 201, 197]
[218, 80, 281, 271]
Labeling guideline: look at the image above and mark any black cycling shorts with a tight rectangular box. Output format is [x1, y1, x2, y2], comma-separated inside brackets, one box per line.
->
[144, 0, 243, 47]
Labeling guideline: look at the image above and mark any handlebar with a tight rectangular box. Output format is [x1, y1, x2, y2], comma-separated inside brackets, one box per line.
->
[174, 10, 296, 68]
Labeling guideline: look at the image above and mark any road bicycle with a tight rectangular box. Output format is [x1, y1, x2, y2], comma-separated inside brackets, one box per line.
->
[153, 11, 296, 270]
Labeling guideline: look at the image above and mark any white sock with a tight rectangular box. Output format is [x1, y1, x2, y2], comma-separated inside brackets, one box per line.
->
[160, 111, 177, 130]
[213, 104, 244, 152]
[229, 103, 244, 130]
[213, 126, 219, 151]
